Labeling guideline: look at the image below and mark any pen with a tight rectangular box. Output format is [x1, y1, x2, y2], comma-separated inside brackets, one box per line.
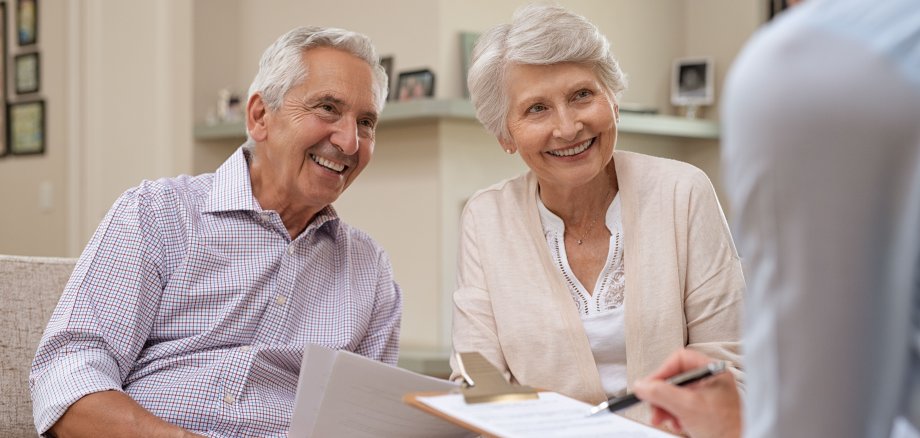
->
[588, 361, 727, 416]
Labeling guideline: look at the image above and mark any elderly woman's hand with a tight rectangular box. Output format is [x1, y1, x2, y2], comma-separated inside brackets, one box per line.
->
[632, 349, 742, 438]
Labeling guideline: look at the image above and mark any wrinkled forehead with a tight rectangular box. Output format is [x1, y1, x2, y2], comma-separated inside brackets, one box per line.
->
[298, 47, 380, 114]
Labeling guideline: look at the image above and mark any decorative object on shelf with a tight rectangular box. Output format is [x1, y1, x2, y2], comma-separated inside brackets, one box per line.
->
[671, 57, 714, 119]
[459, 32, 480, 98]
[0, 2, 8, 157]
[379, 55, 394, 100]
[206, 88, 243, 126]
[17, 0, 37, 46]
[8, 100, 45, 155]
[14, 52, 39, 95]
[396, 69, 435, 102]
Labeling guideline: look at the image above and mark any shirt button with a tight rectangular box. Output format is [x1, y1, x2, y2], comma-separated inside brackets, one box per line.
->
[287, 244, 295, 255]
[240, 345, 252, 352]
[275, 295, 287, 305]
[260, 212, 271, 222]
[223, 394, 236, 405]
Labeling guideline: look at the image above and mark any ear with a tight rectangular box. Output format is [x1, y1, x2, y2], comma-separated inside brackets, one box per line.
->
[614, 102, 620, 123]
[247, 93, 269, 142]
[498, 136, 517, 155]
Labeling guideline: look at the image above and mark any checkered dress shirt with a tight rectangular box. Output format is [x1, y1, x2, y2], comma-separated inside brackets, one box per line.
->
[29, 147, 402, 437]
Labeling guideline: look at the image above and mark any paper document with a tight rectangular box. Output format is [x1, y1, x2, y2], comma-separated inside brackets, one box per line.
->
[289, 345, 475, 437]
[417, 392, 674, 437]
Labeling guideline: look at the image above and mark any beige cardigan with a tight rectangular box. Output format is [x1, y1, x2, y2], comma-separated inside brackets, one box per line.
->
[450, 151, 744, 421]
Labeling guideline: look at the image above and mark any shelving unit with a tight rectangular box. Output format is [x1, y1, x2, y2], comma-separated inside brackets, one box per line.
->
[193, 98, 719, 141]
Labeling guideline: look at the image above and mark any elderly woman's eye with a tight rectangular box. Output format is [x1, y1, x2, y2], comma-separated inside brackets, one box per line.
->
[575, 89, 592, 99]
[528, 104, 547, 113]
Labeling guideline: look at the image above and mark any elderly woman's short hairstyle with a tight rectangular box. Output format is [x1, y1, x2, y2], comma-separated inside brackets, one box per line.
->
[248, 26, 388, 113]
[468, 4, 627, 141]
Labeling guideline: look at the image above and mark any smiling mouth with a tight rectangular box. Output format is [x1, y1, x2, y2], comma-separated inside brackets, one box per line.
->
[547, 138, 595, 157]
[310, 154, 348, 174]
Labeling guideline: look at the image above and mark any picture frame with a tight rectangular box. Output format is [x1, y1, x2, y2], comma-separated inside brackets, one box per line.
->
[767, 0, 792, 21]
[379, 55, 394, 101]
[8, 100, 45, 155]
[14, 52, 40, 95]
[17, 0, 37, 46]
[0, 2, 8, 157]
[395, 69, 435, 102]
[459, 32, 480, 98]
[671, 57, 714, 107]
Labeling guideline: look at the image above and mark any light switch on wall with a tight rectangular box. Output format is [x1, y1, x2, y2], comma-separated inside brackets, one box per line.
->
[39, 181, 53, 212]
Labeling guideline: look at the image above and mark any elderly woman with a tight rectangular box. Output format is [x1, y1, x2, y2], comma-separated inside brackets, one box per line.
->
[450, 4, 744, 423]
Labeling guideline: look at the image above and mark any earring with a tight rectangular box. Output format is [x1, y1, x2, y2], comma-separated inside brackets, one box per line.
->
[505, 148, 514, 155]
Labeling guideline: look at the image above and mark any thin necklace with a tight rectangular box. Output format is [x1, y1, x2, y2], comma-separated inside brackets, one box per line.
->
[574, 186, 613, 245]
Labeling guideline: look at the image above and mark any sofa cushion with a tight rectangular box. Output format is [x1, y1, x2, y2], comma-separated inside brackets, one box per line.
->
[0, 255, 75, 437]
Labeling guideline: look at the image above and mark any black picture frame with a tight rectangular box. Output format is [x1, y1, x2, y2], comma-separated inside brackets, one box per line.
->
[17, 0, 37, 46]
[767, 0, 791, 21]
[8, 100, 45, 155]
[379, 55, 394, 101]
[395, 69, 435, 102]
[0, 2, 8, 157]
[14, 52, 39, 95]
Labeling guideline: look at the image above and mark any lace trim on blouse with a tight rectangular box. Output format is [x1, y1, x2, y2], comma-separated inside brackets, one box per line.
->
[537, 193, 625, 316]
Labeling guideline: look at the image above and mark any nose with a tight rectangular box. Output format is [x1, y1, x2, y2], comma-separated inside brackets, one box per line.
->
[552, 108, 583, 142]
[330, 116, 360, 155]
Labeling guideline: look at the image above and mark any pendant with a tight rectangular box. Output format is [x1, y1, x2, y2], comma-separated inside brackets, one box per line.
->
[577, 239, 583, 245]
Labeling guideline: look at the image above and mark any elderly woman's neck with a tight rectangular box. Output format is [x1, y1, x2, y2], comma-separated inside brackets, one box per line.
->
[539, 167, 618, 224]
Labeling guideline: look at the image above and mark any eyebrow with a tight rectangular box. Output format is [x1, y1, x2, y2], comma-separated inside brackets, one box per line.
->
[313, 93, 378, 122]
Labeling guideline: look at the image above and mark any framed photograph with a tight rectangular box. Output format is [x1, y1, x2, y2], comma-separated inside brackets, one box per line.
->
[767, 0, 792, 21]
[671, 57, 714, 107]
[379, 55, 394, 101]
[15, 52, 39, 94]
[396, 69, 435, 102]
[0, 2, 8, 157]
[459, 32, 480, 98]
[8, 100, 45, 155]
[17, 0, 37, 46]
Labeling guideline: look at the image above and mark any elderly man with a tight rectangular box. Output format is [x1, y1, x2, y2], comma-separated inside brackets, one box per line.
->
[30, 26, 399, 437]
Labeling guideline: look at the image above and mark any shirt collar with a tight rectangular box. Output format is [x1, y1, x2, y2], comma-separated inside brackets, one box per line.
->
[203, 146, 261, 214]
[536, 189, 621, 235]
[203, 145, 342, 238]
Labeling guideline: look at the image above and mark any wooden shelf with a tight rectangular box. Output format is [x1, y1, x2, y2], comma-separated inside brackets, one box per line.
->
[194, 98, 719, 141]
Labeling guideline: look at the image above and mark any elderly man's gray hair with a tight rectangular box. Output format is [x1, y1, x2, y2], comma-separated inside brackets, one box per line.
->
[468, 4, 627, 141]
[247, 26, 388, 113]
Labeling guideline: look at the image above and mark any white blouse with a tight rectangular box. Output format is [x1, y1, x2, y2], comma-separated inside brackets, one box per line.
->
[536, 193, 627, 396]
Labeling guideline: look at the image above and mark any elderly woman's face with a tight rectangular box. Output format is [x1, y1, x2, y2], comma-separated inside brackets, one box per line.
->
[501, 62, 617, 190]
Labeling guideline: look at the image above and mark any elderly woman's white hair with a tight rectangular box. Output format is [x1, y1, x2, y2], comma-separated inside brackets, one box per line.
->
[468, 4, 627, 141]
[247, 26, 388, 114]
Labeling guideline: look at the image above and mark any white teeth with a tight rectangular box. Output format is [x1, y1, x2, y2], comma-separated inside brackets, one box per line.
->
[311, 154, 346, 172]
[548, 138, 593, 157]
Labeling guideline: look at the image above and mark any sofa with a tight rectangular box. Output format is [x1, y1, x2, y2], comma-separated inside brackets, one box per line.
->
[0, 255, 76, 437]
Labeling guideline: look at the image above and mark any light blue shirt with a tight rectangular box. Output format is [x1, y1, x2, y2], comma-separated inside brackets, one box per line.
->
[722, 0, 920, 436]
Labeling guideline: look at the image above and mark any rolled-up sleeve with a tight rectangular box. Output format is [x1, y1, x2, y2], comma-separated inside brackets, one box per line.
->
[30, 189, 164, 434]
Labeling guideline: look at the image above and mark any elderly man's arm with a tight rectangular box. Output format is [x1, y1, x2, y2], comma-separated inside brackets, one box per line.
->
[30, 188, 190, 436]
[48, 391, 203, 438]
[353, 251, 402, 365]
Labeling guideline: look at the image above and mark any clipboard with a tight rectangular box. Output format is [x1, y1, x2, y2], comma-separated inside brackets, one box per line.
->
[403, 352, 538, 437]
[403, 352, 675, 438]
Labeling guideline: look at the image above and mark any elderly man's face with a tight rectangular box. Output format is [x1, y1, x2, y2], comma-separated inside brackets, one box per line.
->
[501, 62, 618, 192]
[252, 47, 379, 213]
